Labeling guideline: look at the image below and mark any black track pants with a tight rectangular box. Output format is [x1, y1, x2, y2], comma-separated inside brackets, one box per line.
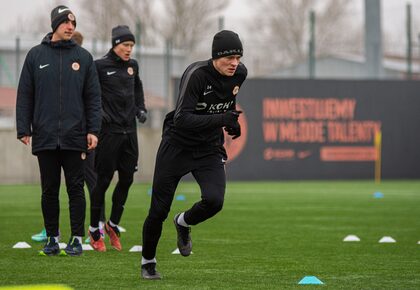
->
[142, 140, 226, 259]
[37, 149, 86, 237]
[90, 132, 138, 227]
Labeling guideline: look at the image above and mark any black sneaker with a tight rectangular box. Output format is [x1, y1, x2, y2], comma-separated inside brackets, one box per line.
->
[141, 263, 162, 280]
[174, 213, 192, 256]
[39, 237, 60, 256]
[64, 237, 83, 256]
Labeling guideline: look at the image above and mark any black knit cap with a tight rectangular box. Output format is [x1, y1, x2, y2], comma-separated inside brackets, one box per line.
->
[50, 5, 76, 32]
[212, 30, 243, 59]
[112, 25, 135, 47]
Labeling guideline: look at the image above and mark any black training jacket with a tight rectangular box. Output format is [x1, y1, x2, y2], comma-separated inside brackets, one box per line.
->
[95, 49, 146, 134]
[162, 59, 247, 152]
[16, 33, 101, 154]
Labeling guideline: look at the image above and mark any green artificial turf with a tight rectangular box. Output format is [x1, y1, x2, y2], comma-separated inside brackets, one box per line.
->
[0, 180, 419, 289]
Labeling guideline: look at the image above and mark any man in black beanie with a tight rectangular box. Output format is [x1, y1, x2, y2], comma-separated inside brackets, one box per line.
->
[140, 30, 247, 279]
[50, 5, 76, 33]
[16, 5, 101, 256]
[112, 25, 136, 47]
[88, 25, 147, 253]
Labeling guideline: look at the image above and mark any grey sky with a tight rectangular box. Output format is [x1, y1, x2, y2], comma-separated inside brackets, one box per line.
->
[0, 0, 419, 54]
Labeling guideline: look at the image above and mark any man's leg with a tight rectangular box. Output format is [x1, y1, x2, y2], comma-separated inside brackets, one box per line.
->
[172, 152, 225, 257]
[109, 171, 133, 224]
[90, 172, 113, 228]
[37, 150, 61, 238]
[106, 169, 133, 251]
[61, 150, 85, 256]
[85, 150, 106, 222]
[89, 133, 120, 251]
[185, 153, 226, 225]
[142, 141, 189, 260]
[61, 150, 86, 237]
[89, 170, 113, 252]
[109, 132, 138, 225]
[90, 133, 120, 228]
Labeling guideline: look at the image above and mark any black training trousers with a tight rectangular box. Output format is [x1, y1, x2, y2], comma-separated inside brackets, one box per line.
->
[84, 151, 105, 221]
[90, 132, 138, 227]
[142, 140, 226, 260]
[37, 149, 86, 237]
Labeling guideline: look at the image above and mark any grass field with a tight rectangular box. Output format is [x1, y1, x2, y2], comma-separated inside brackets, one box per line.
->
[0, 180, 419, 289]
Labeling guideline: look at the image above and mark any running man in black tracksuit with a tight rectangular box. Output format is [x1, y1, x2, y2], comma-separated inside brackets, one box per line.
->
[16, 5, 101, 256]
[89, 25, 147, 252]
[141, 30, 247, 279]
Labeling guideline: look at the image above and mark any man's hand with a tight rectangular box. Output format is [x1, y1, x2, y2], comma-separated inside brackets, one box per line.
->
[19, 136, 31, 145]
[221, 110, 242, 127]
[224, 123, 241, 139]
[87, 133, 98, 150]
[136, 110, 147, 123]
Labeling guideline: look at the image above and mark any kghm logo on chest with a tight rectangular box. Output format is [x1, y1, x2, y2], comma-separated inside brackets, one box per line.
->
[195, 100, 234, 113]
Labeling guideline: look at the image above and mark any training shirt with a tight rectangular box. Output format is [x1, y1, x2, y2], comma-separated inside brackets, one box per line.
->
[162, 59, 247, 152]
[95, 49, 146, 134]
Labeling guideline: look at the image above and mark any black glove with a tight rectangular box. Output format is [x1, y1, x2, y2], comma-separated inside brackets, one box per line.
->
[136, 110, 147, 123]
[221, 110, 242, 127]
[224, 122, 241, 139]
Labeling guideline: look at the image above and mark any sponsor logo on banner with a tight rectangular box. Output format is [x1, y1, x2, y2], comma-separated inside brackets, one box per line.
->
[261, 98, 382, 162]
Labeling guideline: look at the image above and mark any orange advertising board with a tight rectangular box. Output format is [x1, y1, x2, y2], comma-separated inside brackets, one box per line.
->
[320, 146, 377, 161]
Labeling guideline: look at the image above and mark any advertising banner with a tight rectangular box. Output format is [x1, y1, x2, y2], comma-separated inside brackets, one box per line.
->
[222, 79, 420, 180]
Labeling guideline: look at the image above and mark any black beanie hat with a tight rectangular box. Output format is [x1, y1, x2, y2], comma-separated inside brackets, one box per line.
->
[112, 25, 135, 47]
[212, 30, 243, 59]
[51, 5, 76, 32]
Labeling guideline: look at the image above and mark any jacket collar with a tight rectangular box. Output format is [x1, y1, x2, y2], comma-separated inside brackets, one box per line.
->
[106, 48, 129, 63]
[42, 32, 76, 48]
[208, 59, 230, 79]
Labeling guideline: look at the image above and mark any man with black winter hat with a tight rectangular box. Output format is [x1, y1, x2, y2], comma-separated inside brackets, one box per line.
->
[88, 25, 147, 253]
[16, 5, 101, 257]
[50, 5, 77, 32]
[112, 25, 136, 48]
[140, 30, 247, 279]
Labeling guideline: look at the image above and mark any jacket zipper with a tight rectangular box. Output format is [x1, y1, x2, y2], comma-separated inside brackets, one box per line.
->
[58, 48, 62, 147]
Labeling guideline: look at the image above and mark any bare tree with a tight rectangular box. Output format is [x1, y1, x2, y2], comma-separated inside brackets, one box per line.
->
[160, 0, 230, 60]
[250, 0, 360, 72]
[123, 0, 158, 47]
[13, 0, 64, 35]
[80, 0, 157, 46]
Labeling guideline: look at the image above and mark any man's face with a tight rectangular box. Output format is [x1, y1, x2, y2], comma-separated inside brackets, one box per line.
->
[213, 55, 242, 76]
[113, 41, 134, 61]
[53, 20, 75, 41]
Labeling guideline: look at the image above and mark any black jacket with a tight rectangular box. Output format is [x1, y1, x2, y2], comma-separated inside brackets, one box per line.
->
[163, 59, 247, 151]
[16, 33, 101, 154]
[95, 49, 146, 134]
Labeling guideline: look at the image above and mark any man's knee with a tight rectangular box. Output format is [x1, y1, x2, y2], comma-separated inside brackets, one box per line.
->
[118, 172, 134, 188]
[96, 172, 114, 188]
[148, 202, 171, 223]
[204, 195, 224, 214]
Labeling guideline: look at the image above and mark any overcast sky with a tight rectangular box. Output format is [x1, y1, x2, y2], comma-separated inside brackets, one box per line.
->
[0, 0, 418, 31]
[0, 0, 419, 52]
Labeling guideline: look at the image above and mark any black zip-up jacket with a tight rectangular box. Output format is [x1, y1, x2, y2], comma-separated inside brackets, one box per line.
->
[163, 59, 247, 152]
[16, 33, 101, 154]
[95, 49, 146, 134]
